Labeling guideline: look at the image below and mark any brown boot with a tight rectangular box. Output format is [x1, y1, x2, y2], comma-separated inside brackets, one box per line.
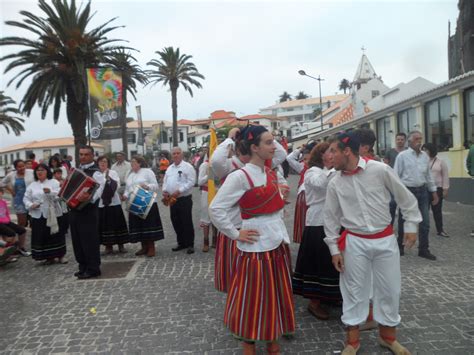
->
[242, 342, 255, 355]
[118, 244, 126, 253]
[105, 245, 113, 254]
[378, 325, 411, 355]
[146, 241, 156, 257]
[135, 242, 148, 256]
[211, 226, 217, 248]
[308, 300, 329, 320]
[266, 342, 280, 354]
[202, 236, 210, 252]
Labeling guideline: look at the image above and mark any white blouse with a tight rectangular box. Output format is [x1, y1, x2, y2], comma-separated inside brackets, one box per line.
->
[23, 179, 62, 219]
[286, 148, 306, 194]
[304, 166, 335, 226]
[124, 168, 159, 203]
[98, 169, 122, 208]
[209, 163, 290, 253]
[198, 161, 209, 187]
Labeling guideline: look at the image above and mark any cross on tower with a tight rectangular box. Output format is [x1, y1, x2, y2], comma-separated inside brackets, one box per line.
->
[361, 46, 366, 54]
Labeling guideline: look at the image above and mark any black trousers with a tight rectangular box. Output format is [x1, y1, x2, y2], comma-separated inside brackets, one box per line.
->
[69, 206, 101, 274]
[170, 195, 195, 248]
[430, 187, 444, 234]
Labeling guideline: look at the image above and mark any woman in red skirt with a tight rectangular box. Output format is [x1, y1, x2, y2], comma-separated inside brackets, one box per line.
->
[210, 125, 295, 354]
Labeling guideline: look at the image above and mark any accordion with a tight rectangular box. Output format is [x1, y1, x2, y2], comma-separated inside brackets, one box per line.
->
[59, 168, 99, 210]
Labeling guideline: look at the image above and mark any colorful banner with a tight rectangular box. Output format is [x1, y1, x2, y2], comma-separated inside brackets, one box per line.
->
[87, 68, 123, 139]
[207, 127, 218, 205]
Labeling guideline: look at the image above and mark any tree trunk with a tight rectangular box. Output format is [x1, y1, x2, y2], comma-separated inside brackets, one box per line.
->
[66, 92, 88, 167]
[171, 86, 178, 147]
[121, 89, 129, 158]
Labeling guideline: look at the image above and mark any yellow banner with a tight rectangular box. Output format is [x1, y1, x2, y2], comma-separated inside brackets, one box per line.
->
[207, 127, 218, 204]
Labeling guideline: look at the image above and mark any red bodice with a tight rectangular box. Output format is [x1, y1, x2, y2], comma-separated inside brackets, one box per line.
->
[239, 167, 285, 219]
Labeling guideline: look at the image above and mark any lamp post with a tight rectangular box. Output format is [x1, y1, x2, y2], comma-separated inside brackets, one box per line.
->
[298, 70, 324, 132]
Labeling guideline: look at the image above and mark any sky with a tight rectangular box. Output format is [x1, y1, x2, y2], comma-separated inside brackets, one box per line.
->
[0, 0, 459, 149]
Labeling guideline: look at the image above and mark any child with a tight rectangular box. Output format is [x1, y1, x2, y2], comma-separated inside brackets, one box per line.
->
[0, 187, 26, 263]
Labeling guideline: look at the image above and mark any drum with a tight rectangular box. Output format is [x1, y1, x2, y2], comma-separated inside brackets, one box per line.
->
[126, 185, 157, 219]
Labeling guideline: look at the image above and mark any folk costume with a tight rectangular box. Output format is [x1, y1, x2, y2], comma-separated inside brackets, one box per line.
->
[23, 178, 66, 261]
[286, 147, 309, 243]
[292, 166, 342, 305]
[124, 168, 164, 256]
[210, 163, 295, 342]
[69, 162, 104, 277]
[98, 169, 129, 248]
[324, 134, 422, 354]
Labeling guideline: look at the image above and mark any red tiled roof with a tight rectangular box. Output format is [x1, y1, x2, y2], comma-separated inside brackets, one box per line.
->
[327, 104, 354, 126]
[210, 110, 236, 120]
[215, 118, 247, 129]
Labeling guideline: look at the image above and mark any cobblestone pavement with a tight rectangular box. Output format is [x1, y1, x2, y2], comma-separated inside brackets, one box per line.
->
[1, 175, 474, 354]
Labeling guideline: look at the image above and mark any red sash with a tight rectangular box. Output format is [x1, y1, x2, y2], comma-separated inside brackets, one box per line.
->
[239, 167, 285, 219]
[297, 164, 308, 188]
[337, 225, 394, 252]
[200, 186, 208, 192]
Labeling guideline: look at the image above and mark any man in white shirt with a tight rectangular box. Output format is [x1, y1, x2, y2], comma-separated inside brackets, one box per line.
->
[394, 130, 439, 261]
[111, 152, 131, 194]
[163, 147, 197, 254]
[324, 132, 421, 355]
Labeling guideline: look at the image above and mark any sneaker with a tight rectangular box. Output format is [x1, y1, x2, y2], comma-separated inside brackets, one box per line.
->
[418, 250, 436, 260]
[437, 231, 450, 238]
[18, 248, 31, 257]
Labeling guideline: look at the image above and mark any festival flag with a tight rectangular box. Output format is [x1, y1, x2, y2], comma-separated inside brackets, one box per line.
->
[86, 68, 123, 139]
[207, 126, 218, 204]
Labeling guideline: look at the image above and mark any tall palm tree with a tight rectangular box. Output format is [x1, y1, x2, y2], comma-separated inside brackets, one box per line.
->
[0, 0, 125, 162]
[279, 91, 292, 102]
[0, 91, 25, 136]
[147, 47, 205, 146]
[339, 79, 351, 94]
[110, 50, 148, 157]
[295, 91, 309, 100]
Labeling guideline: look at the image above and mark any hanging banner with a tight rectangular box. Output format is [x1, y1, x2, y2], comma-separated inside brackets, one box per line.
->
[207, 126, 218, 205]
[87, 68, 123, 139]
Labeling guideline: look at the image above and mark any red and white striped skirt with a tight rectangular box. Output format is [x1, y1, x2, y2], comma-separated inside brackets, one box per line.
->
[214, 231, 238, 293]
[224, 243, 296, 342]
[293, 191, 308, 243]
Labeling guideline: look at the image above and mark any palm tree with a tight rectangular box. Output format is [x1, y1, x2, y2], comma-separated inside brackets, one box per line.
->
[147, 47, 205, 146]
[295, 91, 309, 100]
[339, 79, 351, 94]
[110, 50, 148, 157]
[0, 91, 25, 135]
[279, 91, 292, 102]
[0, 0, 125, 162]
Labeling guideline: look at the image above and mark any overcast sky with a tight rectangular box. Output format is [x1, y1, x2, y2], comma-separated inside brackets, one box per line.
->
[0, 0, 459, 149]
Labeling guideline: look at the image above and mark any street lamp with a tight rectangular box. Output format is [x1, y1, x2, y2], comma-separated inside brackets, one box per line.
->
[298, 70, 325, 132]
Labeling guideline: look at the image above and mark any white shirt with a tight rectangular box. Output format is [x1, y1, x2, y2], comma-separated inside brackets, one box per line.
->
[209, 163, 290, 252]
[98, 169, 122, 208]
[304, 166, 335, 226]
[23, 179, 62, 219]
[162, 161, 196, 197]
[393, 148, 437, 192]
[124, 168, 159, 202]
[323, 158, 422, 256]
[111, 160, 131, 185]
[286, 148, 305, 174]
[198, 161, 209, 187]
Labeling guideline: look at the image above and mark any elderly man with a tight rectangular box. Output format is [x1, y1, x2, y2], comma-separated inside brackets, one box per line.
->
[163, 147, 197, 254]
[111, 152, 131, 194]
[394, 131, 439, 260]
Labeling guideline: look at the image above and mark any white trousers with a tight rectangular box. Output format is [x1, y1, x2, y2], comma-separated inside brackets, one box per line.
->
[341, 234, 401, 327]
[200, 190, 211, 226]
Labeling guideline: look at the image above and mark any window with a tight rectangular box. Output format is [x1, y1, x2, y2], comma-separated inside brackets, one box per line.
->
[424, 96, 452, 152]
[10, 154, 14, 164]
[376, 116, 392, 156]
[43, 150, 51, 161]
[179, 131, 184, 142]
[127, 133, 136, 144]
[371, 90, 380, 98]
[130, 150, 137, 157]
[464, 87, 474, 146]
[397, 108, 416, 134]
[25, 150, 33, 159]
[0, 156, 2, 165]
[4, 155, 7, 165]
[16, 152, 20, 159]
[59, 148, 68, 158]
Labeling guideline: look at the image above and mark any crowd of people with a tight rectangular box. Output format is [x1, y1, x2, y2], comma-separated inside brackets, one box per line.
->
[1, 125, 473, 354]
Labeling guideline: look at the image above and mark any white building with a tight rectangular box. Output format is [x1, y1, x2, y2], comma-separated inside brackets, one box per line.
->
[0, 137, 105, 174]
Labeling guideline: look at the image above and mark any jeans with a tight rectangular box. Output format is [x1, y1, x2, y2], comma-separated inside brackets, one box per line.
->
[398, 186, 431, 252]
[430, 187, 444, 234]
